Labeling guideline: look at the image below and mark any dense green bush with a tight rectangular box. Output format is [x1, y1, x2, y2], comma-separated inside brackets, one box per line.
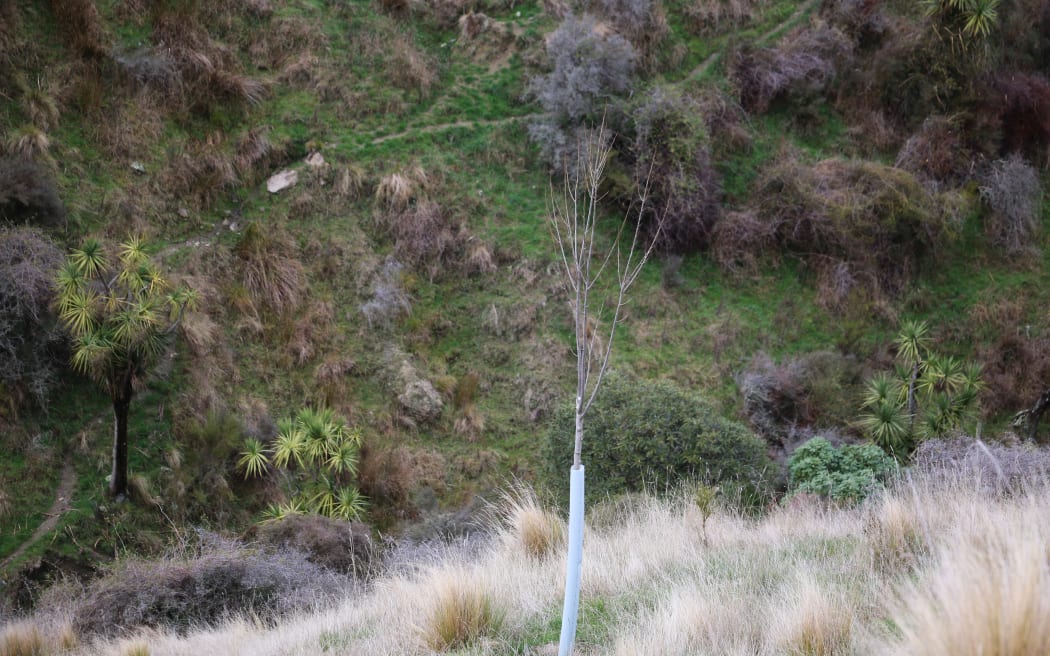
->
[788, 437, 896, 504]
[541, 374, 776, 506]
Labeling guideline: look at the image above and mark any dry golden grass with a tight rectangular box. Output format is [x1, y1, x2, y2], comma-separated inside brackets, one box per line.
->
[417, 568, 505, 651]
[493, 485, 565, 559]
[0, 623, 46, 656]
[770, 576, 854, 655]
[52, 464, 1050, 656]
[889, 500, 1050, 656]
[5, 125, 51, 162]
[375, 166, 428, 210]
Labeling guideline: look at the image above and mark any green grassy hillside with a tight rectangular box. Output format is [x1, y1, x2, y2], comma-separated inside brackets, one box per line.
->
[1, 0, 1049, 619]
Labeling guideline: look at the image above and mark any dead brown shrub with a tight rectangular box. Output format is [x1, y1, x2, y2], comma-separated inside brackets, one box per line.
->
[730, 26, 852, 114]
[595, 0, 670, 70]
[750, 152, 949, 296]
[978, 333, 1050, 418]
[252, 514, 377, 576]
[683, 0, 764, 34]
[895, 116, 975, 186]
[69, 534, 349, 636]
[710, 209, 776, 277]
[48, 0, 110, 58]
[357, 445, 418, 507]
[983, 71, 1050, 163]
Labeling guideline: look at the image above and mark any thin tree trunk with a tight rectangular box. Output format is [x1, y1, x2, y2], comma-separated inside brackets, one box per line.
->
[110, 371, 133, 499]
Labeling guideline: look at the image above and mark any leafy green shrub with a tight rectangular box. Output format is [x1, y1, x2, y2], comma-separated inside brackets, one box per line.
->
[788, 437, 896, 504]
[541, 373, 776, 507]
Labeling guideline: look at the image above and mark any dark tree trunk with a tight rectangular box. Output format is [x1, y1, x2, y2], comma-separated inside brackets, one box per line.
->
[1026, 387, 1050, 443]
[110, 370, 134, 499]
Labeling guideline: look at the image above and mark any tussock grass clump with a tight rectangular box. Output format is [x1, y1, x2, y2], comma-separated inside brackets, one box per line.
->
[375, 166, 428, 210]
[5, 125, 51, 164]
[0, 622, 46, 656]
[120, 642, 150, 656]
[234, 222, 306, 315]
[770, 577, 854, 655]
[890, 502, 1050, 656]
[492, 485, 565, 559]
[162, 133, 238, 207]
[418, 569, 505, 651]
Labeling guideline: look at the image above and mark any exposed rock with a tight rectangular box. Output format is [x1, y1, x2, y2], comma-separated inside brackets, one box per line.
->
[267, 169, 298, 193]
[305, 151, 325, 168]
[399, 378, 443, 424]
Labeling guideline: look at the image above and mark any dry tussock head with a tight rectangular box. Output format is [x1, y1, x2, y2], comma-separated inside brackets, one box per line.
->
[866, 492, 926, 572]
[488, 484, 565, 559]
[334, 164, 367, 198]
[453, 403, 486, 441]
[235, 222, 306, 315]
[163, 132, 238, 207]
[464, 240, 497, 274]
[5, 125, 51, 163]
[375, 166, 428, 210]
[121, 641, 151, 656]
[179, 310, 218, 356]
[287, 300, 334, 365]
[0, 622, 46, 656]
[234, 127, 282, 185]
[769, 576, 854, 655]
[249, 16, 327, 70]
[888, 501, 1050, 656]
[97, 96, 163, 160]
[21, 87, 60, 132]
[391, 40, 437, 97]
[417, 568, 504, 651]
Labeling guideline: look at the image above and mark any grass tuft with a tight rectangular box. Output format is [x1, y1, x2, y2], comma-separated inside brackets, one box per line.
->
[418, 569, 505, 651]
[0, 623, 46, 656]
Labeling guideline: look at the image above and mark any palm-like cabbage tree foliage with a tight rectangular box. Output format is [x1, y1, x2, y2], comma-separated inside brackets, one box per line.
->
[860, 321, 982, 457]
[923, 0, 1000, 52]
[239, 406, 366, 521]
[56, 237, 198, 498]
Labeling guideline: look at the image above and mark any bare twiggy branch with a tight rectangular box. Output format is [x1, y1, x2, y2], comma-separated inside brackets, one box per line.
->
[546, 122, 662, 469]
